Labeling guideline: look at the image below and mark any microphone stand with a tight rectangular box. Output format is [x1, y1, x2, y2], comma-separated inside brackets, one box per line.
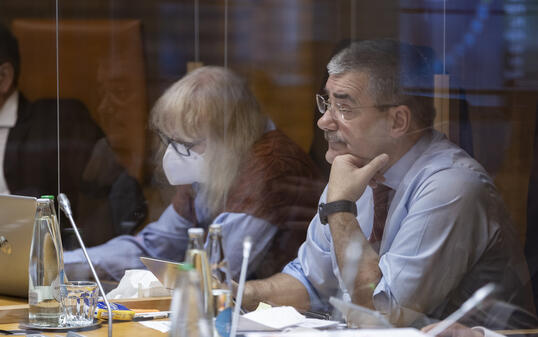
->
[426, 283, 496, 336]
[58, 193, 113, 337]
[229, 236, 252, 337]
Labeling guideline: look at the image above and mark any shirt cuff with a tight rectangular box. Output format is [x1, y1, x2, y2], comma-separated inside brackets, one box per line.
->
[282, 259, 328, 312]
[372, 277, 429, 326]
[472, 327, 506, 337]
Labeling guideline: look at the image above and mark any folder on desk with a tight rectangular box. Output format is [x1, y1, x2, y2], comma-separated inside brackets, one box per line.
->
[140, 256, 184, 290]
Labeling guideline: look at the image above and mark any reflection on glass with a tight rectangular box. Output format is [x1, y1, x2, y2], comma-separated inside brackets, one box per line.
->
[0, 1, 537, 332]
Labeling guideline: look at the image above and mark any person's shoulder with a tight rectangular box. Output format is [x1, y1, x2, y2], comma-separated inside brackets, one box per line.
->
[225, 129, 324, 222]
[250, 129, 320, 177]
[415, 133, 489, 179]
[253, 129, 305, 156]
[32, 98, 103, 135]
[406, 134, 496, 199]
[25, 97, 91, 121]
[15, 96, 61, 129]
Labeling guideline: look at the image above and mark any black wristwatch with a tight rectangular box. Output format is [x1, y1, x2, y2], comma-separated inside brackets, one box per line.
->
[318, 200, 357, 225]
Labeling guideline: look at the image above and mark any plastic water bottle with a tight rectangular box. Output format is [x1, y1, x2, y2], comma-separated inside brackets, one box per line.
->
[169, 264, 213, 337]
[185, 227, 214, 319]
[28, 197, 65, 327]
[206, 224, 232, 336]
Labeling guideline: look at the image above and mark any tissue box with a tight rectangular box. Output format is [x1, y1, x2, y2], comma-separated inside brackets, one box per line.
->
[106, 269, 171, 299]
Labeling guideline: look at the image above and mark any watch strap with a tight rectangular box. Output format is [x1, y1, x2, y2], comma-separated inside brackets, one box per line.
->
[318, 200, 357, 225]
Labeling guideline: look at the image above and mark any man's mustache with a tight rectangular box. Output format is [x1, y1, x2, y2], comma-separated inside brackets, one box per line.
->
[324, 131, 344, 143]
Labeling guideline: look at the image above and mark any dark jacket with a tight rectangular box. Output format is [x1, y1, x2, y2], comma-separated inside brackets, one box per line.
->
[4, 94, 146, 247]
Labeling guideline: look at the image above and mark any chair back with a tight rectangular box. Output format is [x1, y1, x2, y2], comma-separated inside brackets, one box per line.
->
[12, 19, 148, 181]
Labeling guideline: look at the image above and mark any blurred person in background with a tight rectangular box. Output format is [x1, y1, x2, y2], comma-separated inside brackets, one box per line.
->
[65, 66, 323, 281]
[0, 22, 146, 247]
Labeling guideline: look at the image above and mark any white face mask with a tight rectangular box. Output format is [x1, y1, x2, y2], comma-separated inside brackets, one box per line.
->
[162, 144, 205, 185]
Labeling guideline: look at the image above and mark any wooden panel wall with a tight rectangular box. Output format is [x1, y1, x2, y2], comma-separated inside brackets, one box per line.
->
[1, 0, 536, 243]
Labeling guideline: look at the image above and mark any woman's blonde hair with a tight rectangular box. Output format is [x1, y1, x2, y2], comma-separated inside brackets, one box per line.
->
[151, 66, 267, 215]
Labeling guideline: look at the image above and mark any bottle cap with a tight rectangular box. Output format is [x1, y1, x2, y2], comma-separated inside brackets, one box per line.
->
[40, 195, 55, 200]
[209, 223, 222, 233]
[187, 228, 204, 237]
[179, 263, 194, 271]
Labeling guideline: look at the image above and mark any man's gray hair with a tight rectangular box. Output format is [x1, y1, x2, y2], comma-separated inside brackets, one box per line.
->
[327, 39, 436, 128]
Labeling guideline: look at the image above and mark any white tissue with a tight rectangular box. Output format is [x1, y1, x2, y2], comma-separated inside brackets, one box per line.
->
[106, 269, 171, 299]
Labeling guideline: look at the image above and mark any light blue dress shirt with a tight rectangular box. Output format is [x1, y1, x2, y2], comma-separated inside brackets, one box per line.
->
[64, 191, 277, 281]
[283, 130, 532, 325]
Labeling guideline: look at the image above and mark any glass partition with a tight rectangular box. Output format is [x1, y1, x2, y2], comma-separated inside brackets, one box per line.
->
[1, 0, 538, 330]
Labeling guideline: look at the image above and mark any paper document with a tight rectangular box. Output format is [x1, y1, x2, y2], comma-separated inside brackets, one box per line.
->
[239, 306, 306, 331]
[246, 328, 427, 337]
[138, 320, 171, 333]
[238, 306, 340, 331]
[296, 318, 339, 329]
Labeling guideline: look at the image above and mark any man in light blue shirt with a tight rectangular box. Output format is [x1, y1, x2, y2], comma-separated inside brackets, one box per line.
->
[243, 39, 534, 326]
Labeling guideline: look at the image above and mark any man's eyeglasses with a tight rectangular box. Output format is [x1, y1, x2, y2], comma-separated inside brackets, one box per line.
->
[315, 94, 398, 121]
[157, 131, 202, 157]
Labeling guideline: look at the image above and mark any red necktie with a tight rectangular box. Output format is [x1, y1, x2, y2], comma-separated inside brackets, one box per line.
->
[369, 184, 392, 250]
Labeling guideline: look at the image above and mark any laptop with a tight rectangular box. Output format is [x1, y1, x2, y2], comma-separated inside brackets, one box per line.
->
[140, 256, 184, 290]
[0, 194, 37, 297]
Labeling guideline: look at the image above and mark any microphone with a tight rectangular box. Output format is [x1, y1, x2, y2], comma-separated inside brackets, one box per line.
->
[229, 236, 252, 337]
[426, 283, 496, 336]
[58, 193, 113, 337]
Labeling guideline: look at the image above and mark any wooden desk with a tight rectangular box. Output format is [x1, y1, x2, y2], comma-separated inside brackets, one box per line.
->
[0, 295, 27, 325]
[3, 296, 538, 336]
[0, 320, 167, 336]
[0, 295, 171, 335]
[498, 329, 538, 336]
[0, 296, 26, 307]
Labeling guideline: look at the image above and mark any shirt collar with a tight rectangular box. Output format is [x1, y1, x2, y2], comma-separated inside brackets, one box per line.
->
[382, 131, 433, 190]
[0, 91, 18, 128]
[265, 118, 276, 132]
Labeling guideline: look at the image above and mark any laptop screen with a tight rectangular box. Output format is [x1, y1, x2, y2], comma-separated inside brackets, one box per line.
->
[0, 194, 37, 298]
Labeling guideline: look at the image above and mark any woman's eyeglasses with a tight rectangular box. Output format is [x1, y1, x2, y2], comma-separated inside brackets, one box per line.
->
[157, 131, 202, 157]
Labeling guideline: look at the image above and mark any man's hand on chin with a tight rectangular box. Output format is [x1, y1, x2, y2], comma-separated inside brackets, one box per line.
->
[327, 153, 390, 203]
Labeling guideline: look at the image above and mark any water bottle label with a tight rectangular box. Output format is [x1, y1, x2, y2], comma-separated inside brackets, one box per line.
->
[28, 290, 38, 305]
[215, 307, 232, 337]
[52, 276, 62, 302]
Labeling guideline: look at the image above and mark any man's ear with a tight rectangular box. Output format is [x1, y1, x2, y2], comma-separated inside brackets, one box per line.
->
[388, 105, 411, 137]
[0, 62, 15, 96]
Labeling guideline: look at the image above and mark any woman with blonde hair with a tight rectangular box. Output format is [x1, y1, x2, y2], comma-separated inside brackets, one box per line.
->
[65, 66, 322, 280]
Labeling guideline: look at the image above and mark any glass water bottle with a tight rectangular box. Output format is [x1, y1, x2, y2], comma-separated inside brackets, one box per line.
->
[185, 227, 214, 319]
[28, 197, 65, 327]
[206, 224, 232, 336]
[169, 264, 213, 337]
[206, 224, 233, 314]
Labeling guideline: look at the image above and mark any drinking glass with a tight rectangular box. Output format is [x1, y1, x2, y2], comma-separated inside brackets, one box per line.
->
[58, 281, 99, 327]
